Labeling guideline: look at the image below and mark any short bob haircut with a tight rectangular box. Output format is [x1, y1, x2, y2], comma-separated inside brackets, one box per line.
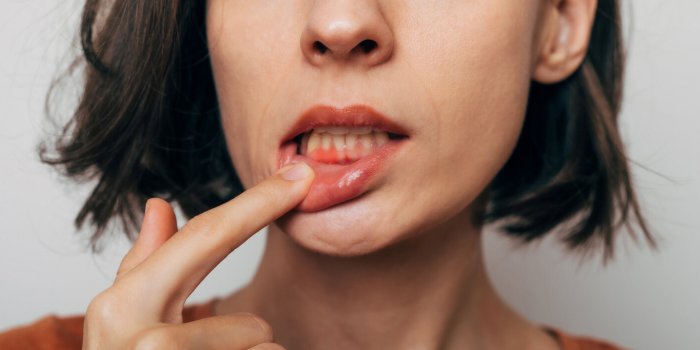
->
[40, 0, 655, 260]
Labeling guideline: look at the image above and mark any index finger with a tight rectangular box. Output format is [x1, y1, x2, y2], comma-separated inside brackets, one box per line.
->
[125, 162, 314, 310]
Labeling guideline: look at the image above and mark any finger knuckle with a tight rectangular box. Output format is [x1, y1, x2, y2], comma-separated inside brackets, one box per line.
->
[250, 342, 287, 350]
[130, 328, 178, 350]
[181, 213, 214, 235]
[85, 291, 123, 325]
[237, 312, 274, 341]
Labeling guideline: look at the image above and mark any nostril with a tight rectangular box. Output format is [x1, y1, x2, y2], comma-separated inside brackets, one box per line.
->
[312, 40, 378, 56]
[357, 39, 377, 54]
[313, 41, 328, 54]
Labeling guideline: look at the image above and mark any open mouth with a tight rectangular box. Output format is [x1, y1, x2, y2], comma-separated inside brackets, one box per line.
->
[290, 127, 408, 164]
[278, 105, 410, 212]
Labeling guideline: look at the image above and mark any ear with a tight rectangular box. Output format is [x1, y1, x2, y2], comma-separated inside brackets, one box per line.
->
[533, 0, 598, 84]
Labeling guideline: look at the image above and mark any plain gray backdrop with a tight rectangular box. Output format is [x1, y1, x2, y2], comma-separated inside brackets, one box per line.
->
[1, 1, 698, 349]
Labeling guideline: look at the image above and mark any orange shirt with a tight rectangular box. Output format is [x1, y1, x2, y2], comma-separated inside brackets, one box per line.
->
[0, 299, 625, 349]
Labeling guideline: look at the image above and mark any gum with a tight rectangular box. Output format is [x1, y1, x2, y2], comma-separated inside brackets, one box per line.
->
[305, 143, 371, 164]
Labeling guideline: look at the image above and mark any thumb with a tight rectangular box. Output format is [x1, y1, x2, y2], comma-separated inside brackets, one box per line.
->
[116, 198, 178, 281]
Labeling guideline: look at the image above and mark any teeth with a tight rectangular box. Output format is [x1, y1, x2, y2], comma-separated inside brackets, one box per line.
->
[359, 133, 373, 149]
[300, 127, 396, 163]
[314, 126, 373, 135]
[345, 133, 357, 149]
[345, 134, 358, 160]
[306, 132, 321, 154]
[374, 131, 388, 146]
[350, 127, 373, 135]
[332, 134, 345, 150]
[320, 133, 332, 150]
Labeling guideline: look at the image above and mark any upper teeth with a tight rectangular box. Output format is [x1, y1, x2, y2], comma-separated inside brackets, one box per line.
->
[314, 126, 373, 135]
[301, 127, 390, 161]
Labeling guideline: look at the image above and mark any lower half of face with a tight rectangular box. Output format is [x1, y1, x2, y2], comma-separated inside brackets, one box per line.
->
[207, 0, 539, 256]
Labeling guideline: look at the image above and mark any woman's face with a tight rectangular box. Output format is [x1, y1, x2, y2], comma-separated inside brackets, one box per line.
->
[207, 1, 545, 256]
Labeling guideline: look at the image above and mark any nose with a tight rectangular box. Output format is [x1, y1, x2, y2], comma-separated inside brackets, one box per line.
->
[301, 0, 394, 68]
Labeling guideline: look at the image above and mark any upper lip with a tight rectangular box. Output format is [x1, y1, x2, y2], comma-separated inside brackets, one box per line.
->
[280, 104, 411, 145]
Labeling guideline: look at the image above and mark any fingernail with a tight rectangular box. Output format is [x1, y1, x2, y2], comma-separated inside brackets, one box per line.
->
[279, 162, 313, 181]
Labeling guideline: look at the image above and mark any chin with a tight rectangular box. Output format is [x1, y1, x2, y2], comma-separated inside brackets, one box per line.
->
[273, 190, 408, 257]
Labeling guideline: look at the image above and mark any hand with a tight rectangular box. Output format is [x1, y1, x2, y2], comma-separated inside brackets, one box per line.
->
[83, 162, 314, 349]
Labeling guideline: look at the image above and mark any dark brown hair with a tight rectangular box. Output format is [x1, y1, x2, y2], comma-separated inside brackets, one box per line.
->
[40, 0, 655, 259]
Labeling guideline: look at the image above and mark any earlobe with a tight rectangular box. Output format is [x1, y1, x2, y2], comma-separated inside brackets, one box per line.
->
[532, 0, 598, 84]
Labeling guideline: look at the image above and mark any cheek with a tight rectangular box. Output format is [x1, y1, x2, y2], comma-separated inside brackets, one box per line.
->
[207, 2, 301, 187]
[400, 4, 535, 211]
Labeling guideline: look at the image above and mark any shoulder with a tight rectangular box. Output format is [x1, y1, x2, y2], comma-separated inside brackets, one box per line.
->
[0, 299, 218, 350]
[546, 327, 628, 350]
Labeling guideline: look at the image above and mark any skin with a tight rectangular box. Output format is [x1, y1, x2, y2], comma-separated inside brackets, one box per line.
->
[83, 0, 598, 349]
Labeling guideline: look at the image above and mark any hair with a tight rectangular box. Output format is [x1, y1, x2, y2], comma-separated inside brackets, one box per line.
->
[40, 0, 655, 259]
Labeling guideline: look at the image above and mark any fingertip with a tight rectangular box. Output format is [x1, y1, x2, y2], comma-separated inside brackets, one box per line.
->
[119, 198, 177, 279]
[146, 198, 176, 220]
[278, 162, 314, 181]
[139, 198, 178, 241]
[148, 197, 173, 210]
[143, 197, 167, 219]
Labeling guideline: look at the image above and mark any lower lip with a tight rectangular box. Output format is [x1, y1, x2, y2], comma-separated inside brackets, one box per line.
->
[278, 140, 406, 212]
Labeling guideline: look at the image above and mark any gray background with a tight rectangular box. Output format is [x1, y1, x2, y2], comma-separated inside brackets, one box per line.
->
[1, 1, 698, 349]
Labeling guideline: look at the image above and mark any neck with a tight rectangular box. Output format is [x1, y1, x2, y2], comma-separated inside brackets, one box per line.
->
[216, 213, 555, 350]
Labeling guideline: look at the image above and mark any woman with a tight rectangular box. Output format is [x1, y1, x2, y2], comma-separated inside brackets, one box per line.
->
[0, 0, 654, 349]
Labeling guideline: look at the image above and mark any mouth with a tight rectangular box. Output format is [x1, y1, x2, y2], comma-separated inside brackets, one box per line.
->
[278, 105, 410, 212]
